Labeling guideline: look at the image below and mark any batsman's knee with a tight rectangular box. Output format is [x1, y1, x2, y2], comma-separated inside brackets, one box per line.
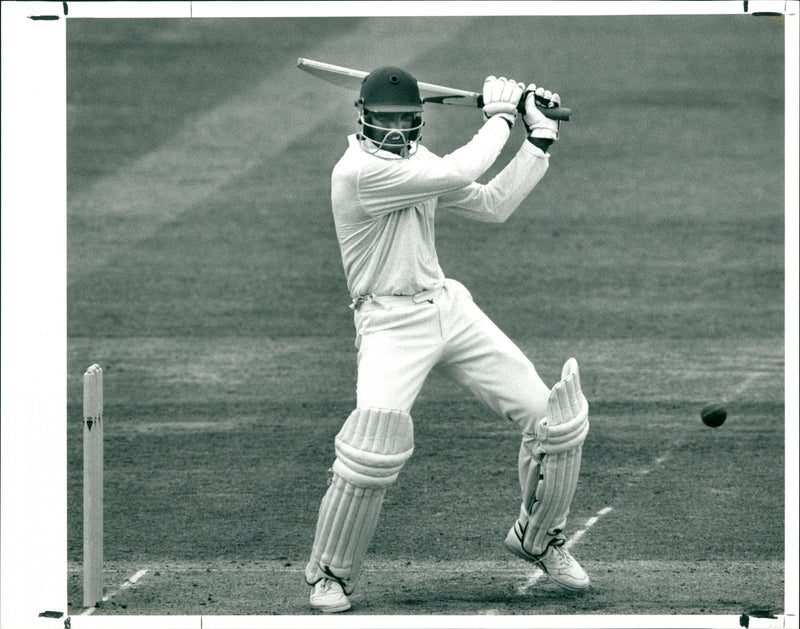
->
[332, 407, 414, 487]
[521, 357, 589, 451]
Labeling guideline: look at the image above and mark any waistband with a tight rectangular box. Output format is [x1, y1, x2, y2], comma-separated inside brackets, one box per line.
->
[350, 284, 445, 310]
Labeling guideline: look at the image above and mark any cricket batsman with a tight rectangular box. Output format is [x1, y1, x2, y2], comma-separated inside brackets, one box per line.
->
[305, 65, 591, 612]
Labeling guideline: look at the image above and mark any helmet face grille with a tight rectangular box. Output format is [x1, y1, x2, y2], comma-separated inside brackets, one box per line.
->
[357, 111, 423, 158]
[359, 66, 423, 113]
[361, 113, 423, 143]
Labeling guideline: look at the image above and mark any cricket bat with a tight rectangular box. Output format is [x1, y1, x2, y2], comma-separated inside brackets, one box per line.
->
[297, 57, 571, 121]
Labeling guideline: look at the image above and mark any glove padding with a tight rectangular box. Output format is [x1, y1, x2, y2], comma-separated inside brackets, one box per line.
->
[482, 76, 525, 127]
[522, 84, 561, 140]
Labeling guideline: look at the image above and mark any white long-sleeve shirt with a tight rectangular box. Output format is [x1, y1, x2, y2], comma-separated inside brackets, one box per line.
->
[331, 116, 550, 300]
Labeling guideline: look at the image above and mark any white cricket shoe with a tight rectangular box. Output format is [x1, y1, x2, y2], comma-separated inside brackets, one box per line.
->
[309, 578, 351, 613]
[504, 525, 590, 591]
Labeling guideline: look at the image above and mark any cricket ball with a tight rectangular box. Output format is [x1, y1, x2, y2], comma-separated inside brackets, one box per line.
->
[701, 404, 727, 428]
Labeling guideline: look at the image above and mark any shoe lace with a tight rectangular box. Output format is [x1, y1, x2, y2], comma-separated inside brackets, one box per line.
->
[318, 579, 336, 593]
[548, 544, 576, 569]
[319, 580, 329, 592]
[321, 566, 348, 591]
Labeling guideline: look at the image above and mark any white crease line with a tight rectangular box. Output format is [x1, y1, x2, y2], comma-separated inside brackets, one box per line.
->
[81, 568, 149, 615]
[517, 506, 613, 594]
[732, 372, 763, 397]
[634, 452, 671, 477]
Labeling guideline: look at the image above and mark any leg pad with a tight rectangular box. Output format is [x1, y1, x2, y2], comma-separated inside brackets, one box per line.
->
[517, 359, 589, 555]
[333, 407, 414, 487]
[306, 408, 414, 593]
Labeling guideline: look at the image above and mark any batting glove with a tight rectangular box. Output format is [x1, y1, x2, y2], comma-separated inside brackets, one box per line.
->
[482, 76, 525, 127]
[522, 84, 561, 140]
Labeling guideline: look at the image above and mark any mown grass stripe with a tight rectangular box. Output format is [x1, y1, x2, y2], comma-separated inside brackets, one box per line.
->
[68, 18, 479, 285]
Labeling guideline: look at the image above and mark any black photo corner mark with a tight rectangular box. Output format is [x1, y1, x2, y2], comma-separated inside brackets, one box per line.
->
[743, 0, 785, 16]
[740, 614, 750, 628]
[749, 609, 779, 618]
[27, 1, 68, 20]
[740, 609, 780, 627]
[38, 611, 63, 618]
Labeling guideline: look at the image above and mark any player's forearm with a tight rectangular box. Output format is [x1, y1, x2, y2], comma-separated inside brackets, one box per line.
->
[438, 116, 511, 182]
[356, 116, 511, 216]
[438, 140, 549, 223]
[473, 141, 549, 222]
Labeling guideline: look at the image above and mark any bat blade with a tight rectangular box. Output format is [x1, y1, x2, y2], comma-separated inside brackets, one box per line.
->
[296, 58, 481, 107]
[296, 58, 368, 90]
[296, 57, 570, 121]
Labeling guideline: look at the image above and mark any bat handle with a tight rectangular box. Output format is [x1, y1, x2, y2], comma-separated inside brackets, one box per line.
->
[524, 102, 571, 122]
[476, 94, 571, 121]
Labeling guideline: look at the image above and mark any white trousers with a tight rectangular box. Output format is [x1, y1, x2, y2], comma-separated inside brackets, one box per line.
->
[305, 280, 556, 591]
[354, 279, 550, 429]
